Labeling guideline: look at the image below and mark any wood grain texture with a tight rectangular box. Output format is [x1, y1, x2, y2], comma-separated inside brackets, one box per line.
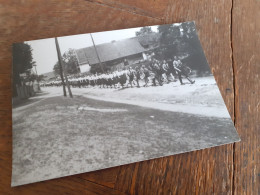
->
[232, 0, 260, 194]
[85, 0, 169, 19]
[0, 0, 258, 194]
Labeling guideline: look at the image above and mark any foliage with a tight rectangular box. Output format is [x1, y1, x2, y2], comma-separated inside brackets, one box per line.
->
[12, 42, 34, 85]
[25, 73, 45, 82]
[53, 61, 61, 76]
[90, 63, 109, 74]
[157, 22, 210, 75]
[53, 48, 80, 76]
[135, 26, 154, 36]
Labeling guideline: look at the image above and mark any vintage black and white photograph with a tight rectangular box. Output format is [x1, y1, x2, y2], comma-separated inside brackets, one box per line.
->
[12, 21, 240, 186]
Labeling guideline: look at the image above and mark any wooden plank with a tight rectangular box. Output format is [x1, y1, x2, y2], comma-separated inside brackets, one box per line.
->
[115, 0, 237, 194]
[114, 163, 137, 194]
[116, 146, 235, 195]
[0, 0, 160, 194]
[232, 0, 260, 194]
[77, 167, 121, 189]
[0, 74, 11, 111]
[4, 176, 124, 195]
[85, 0, 169, 19]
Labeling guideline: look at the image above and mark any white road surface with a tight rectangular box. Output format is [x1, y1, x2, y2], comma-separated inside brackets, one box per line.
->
[41, 76, 231, 118]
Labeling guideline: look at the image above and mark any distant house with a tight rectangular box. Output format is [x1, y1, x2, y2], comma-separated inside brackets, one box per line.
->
[75, 36, 155, 72]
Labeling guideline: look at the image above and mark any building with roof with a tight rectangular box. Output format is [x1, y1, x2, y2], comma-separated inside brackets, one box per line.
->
[75, 33, 160, 73]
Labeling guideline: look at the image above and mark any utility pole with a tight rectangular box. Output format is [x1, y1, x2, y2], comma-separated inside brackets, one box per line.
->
[55, 37, 73, 98]
[55, 38, 67, 97]
[90, 33, 104, 73]
[33, 63, 41, 91]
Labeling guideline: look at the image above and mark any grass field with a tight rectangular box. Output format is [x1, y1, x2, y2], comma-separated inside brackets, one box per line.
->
[12, 94, 239, 186]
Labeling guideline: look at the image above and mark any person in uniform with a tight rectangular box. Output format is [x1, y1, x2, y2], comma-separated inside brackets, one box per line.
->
[127, 67, 135, 88]
[151, 59, 163, 86]
[101, 73, 105, 88]
[141, 65, 150, 87]
[113, 71, 120, 88]
[173, 56, 195, 85]
[134, 66, 141, 88]
[158, 60, 166, 84]
[118, 69, 127, 88]
[162, 60, 174, 83]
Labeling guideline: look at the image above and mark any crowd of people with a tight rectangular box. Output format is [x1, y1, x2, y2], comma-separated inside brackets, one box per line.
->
[42, 56, 195, 89]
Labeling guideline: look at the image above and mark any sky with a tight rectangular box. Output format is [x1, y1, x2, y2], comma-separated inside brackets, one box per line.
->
[27, 25, 158, 74]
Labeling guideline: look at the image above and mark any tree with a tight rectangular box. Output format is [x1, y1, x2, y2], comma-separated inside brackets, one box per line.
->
[157, 22, 210, 75]
[26, 74, 45, 82]
[157, 24, 181, 60]
[12, 42, 34, 97]
[13, 43, 34, 84]
[53, 61, 61, 76]
[135, 26, 153, 36]
[158, 24, 180, 46]
[179, 22, 210, 74]
[53, 48, 80, 76]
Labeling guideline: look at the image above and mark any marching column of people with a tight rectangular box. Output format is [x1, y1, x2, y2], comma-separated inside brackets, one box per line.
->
[42, 56, 195, 88]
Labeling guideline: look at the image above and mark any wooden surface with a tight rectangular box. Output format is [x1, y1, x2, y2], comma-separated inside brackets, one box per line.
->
[0, 0, 259, 194]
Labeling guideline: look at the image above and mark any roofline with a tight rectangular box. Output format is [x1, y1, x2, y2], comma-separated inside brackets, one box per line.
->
[88, 52, 144, 66]
[75, 34, 158, 52]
